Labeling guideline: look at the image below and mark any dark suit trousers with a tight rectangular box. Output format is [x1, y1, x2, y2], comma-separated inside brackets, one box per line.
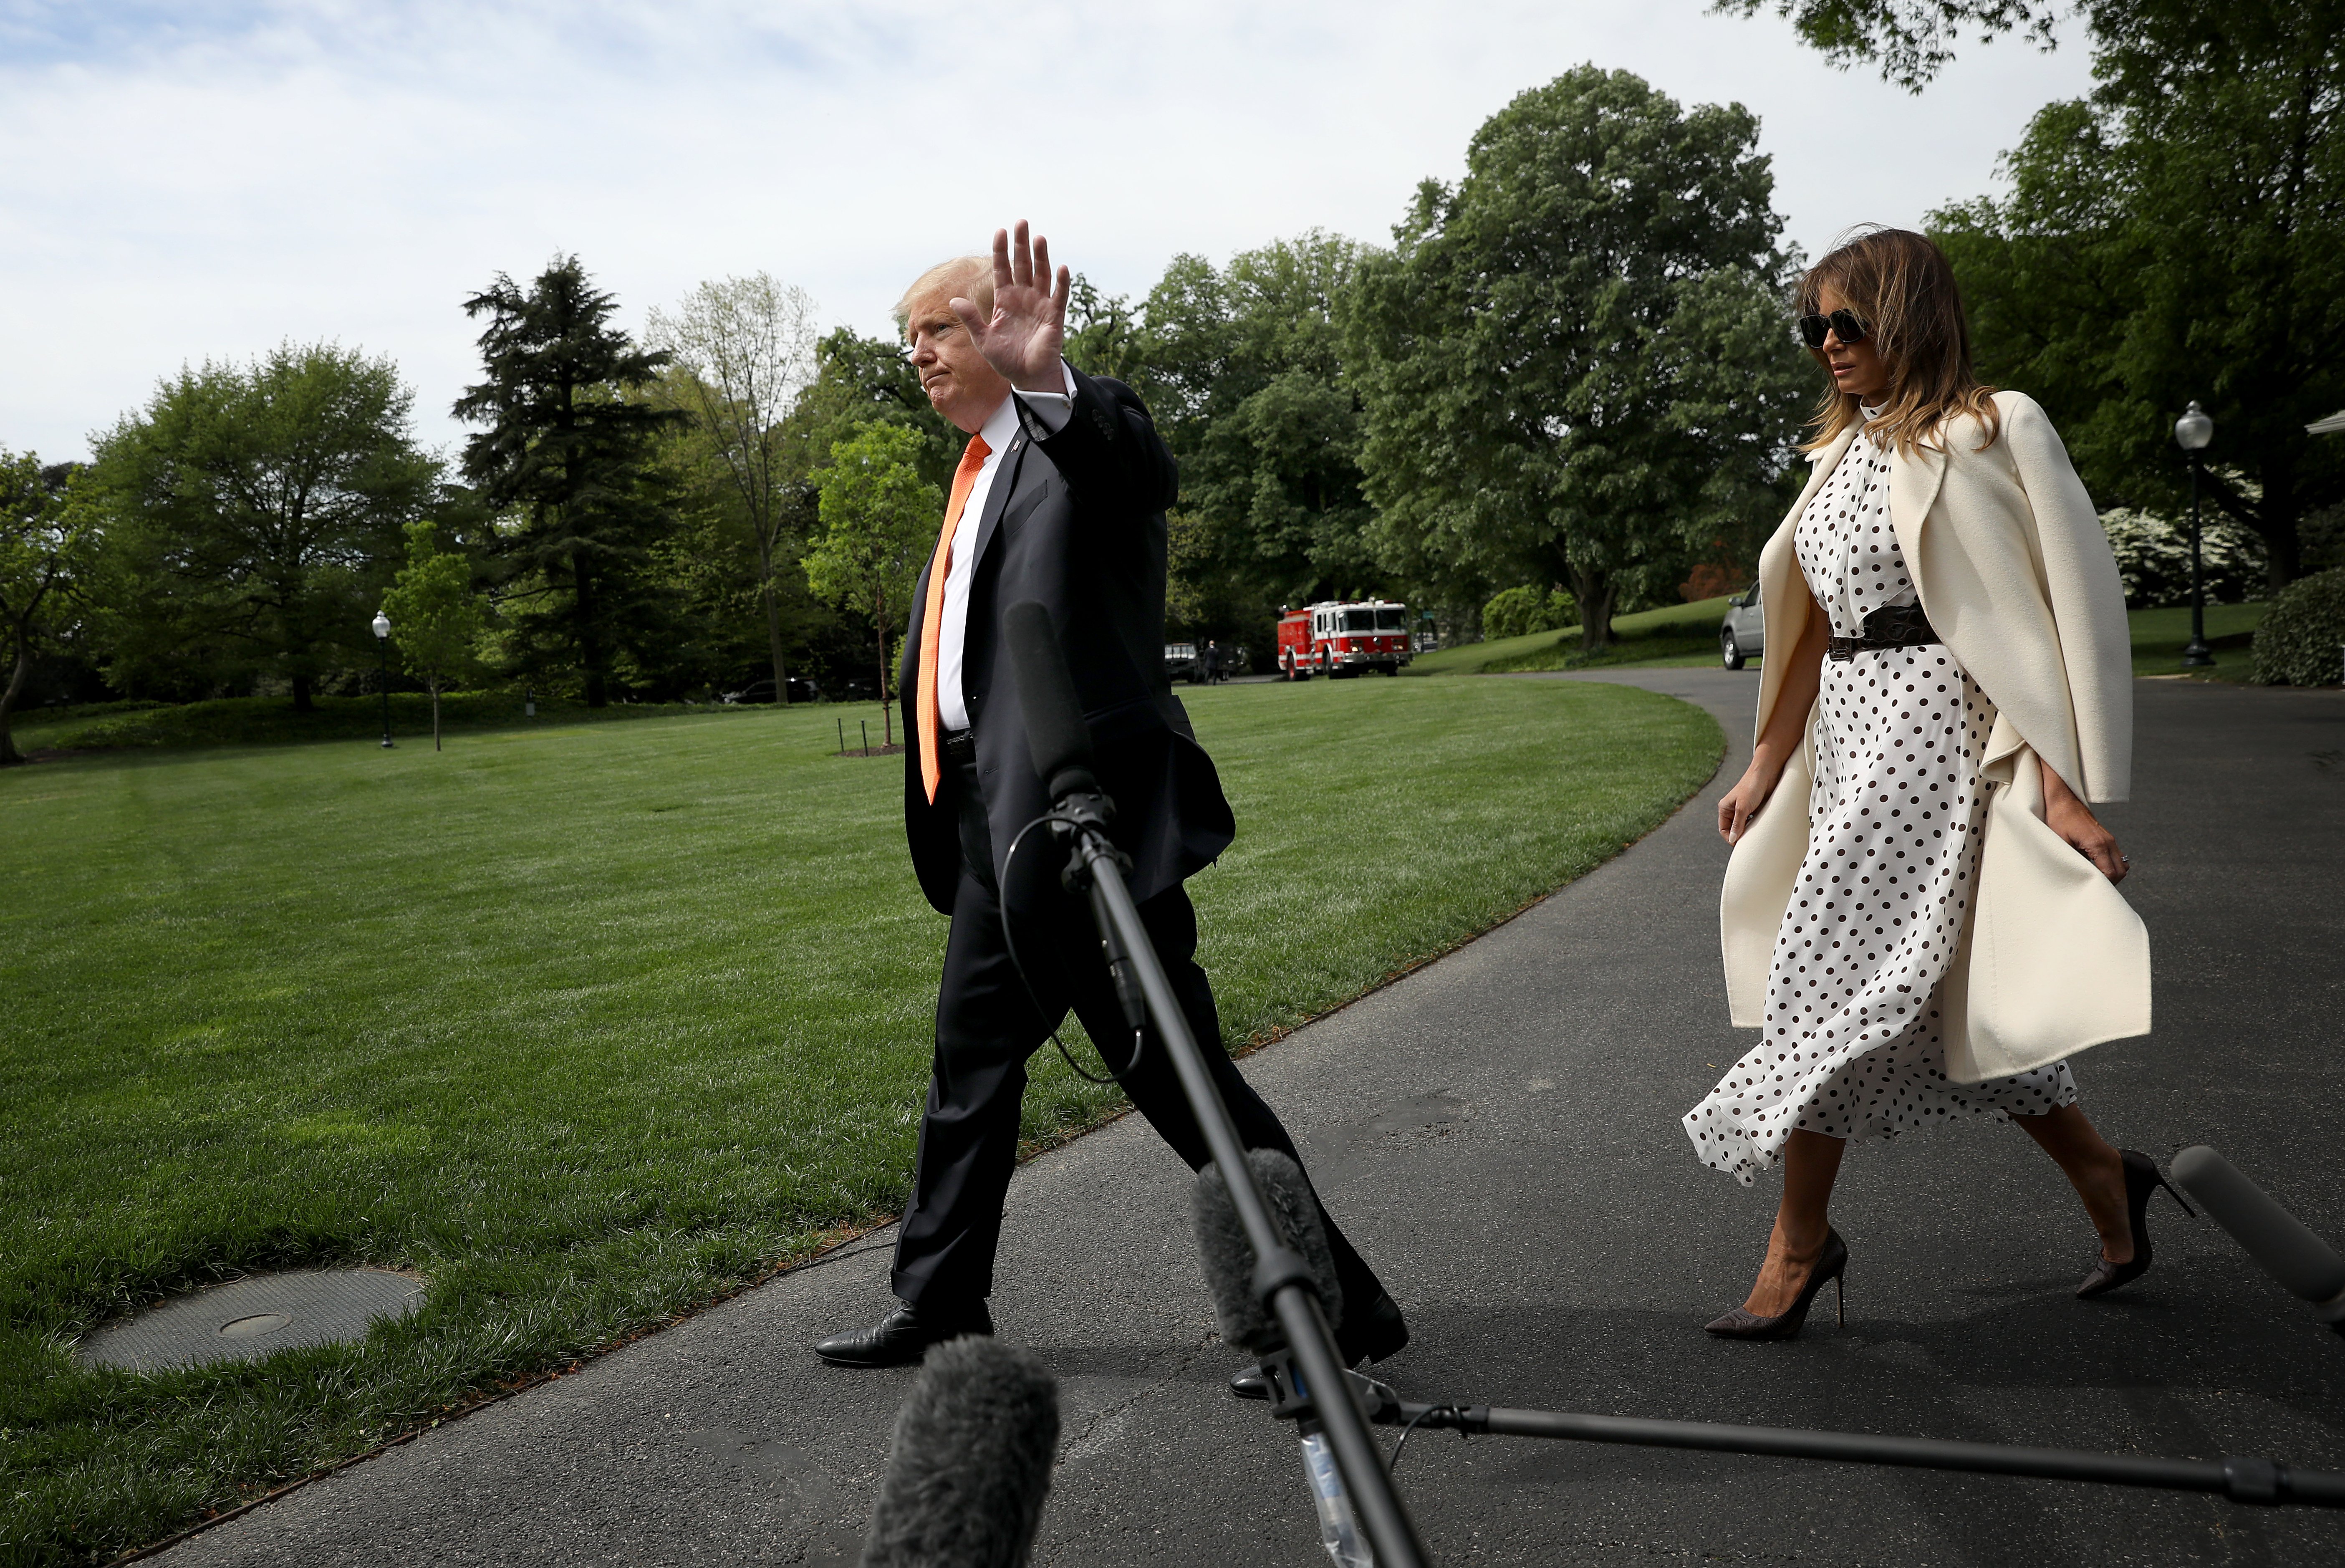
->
[889, 757, 1386, 1320]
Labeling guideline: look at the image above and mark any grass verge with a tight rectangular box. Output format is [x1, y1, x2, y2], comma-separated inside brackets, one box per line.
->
[1, 677, 1721, 1563]
[1411, 598, 2271, 682]
[1408, 598, 1734, 677]
[2125, 602, 2264, 681]
[8, 692, 770, 756]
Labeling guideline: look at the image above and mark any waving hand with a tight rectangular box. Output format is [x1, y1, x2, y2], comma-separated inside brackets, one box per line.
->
[951, 221, 1070, 395]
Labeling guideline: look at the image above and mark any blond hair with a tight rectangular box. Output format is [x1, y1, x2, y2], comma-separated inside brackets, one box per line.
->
[1798, 226, 1999, 457]
[894, 255, 993, 334]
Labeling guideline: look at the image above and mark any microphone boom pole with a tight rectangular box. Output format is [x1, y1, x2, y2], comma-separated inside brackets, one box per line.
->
[1003, 601, 1431, 1568]
[1357, 1390, 2345, 1508]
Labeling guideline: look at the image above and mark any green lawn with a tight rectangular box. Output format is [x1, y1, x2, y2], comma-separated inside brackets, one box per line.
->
[0, 678, 1721, 1562]
[1408, 597, 1736, 677]
[8, 691, 742, 756]
[1410, 598, 2270, 682]
[2125, 601, 2265, 680]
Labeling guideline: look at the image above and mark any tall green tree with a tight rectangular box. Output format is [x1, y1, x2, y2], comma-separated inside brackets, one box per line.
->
[89, 344, 437, 709]
[454, 256, 681, 707]
[1921, 7, 2345, 588]
[1346, 68, 1810, 648]
[1138, 234, 1381, 624]
[805, 424, 941, 746]
[646, 274, 821, 701]
[0, 452, 98, 765]
[380, 520, 487, 750]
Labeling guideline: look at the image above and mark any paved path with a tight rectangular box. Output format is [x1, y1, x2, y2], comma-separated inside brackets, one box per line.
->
[168, 672, 2345, 1567]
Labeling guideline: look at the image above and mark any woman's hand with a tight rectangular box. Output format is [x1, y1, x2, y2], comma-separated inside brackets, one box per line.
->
[1718, 760, 1785, 846]
[2040, 756, 2127, 884]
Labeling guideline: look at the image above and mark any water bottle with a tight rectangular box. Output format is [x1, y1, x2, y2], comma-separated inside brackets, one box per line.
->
[1300, 1429, 1375, 1567]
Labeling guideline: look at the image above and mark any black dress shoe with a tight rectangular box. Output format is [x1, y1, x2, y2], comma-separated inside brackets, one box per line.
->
[2076, 1149, 2196, 1299]
[813, 1300, 994, 1368]
[1229, 1290, 1409, 1400]
[1704, 1229, 1848, 1341]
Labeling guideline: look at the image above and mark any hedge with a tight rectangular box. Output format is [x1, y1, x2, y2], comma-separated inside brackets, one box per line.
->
[2250, 566, 2345, 686]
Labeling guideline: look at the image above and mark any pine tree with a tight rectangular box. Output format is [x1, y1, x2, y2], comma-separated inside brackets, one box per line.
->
[454, 256, 680, 707]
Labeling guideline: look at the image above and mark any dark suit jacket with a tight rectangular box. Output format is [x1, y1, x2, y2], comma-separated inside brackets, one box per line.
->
[899, 368, 1235, 924]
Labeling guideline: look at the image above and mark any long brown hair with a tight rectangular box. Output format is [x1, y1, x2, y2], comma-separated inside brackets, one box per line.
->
[1798, 227, 1999, 456]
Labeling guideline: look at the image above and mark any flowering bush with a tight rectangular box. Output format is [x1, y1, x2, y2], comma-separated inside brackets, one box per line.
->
[2250, 567, 2345, 686]
[2099, 508, 2267, 608]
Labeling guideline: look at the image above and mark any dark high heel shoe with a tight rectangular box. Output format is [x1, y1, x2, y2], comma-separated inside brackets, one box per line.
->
[2076, 1148, 2196, 1300]
[1706, 1230, 1848, 1341]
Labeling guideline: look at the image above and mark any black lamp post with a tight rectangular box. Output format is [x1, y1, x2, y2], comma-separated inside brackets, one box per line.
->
[372, 609, 395, 747]
[2174, 401, 2215, 669]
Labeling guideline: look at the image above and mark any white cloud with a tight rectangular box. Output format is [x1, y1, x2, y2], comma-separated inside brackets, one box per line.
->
[0, 0, 2093, 465]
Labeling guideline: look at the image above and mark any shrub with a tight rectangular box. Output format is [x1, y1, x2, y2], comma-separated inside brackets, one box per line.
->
[2250, 567, 2345, 686]
[1482, 585, 1578, 641]
[2100, 508, 2268, 608]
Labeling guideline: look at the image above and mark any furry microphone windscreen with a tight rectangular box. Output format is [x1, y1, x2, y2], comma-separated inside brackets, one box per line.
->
[862, 1336, 1060, 1568]
[1190, 1149, 1345, 1353]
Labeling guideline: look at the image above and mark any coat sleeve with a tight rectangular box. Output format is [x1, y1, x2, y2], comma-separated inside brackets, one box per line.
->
[2000, 393, 2133, 803]
[1026, 368, 1178, 515]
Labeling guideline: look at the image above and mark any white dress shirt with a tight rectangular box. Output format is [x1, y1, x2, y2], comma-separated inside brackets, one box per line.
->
[935, 361, 1076, 732]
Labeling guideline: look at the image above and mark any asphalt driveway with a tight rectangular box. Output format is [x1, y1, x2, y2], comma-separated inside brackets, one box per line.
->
[164, 671, 2345, 1568]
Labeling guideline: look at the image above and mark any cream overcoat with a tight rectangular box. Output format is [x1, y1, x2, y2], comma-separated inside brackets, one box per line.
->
[1718, 390, 2151, 1083]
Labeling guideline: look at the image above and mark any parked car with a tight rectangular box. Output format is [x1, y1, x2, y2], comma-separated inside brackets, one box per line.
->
[1165, 642, 1199, 683]
[1719, 583, 1764, 670]
[721, 676, 823, 704]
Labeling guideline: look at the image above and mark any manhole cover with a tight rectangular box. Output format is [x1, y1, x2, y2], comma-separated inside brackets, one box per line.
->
[76, 1269, 426, 1371]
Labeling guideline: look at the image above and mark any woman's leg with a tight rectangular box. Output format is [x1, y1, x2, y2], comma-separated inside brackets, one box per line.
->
[2012, 1103, 2131, 1262]
[1745, 1129, 1848, 1315]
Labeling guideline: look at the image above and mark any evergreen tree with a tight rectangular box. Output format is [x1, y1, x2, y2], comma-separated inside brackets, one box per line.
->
[454, 256, 681, 707]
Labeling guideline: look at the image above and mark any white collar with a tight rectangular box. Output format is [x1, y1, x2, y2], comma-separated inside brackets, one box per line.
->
[976, 392, 1020, 454]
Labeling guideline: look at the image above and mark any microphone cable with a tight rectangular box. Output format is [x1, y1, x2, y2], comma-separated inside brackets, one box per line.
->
[1387, 1404, 1468, 1477]
[1001, 811, 1145, 1086]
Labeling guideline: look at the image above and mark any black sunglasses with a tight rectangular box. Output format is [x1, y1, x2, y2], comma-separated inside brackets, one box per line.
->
[1797, 309, 1869, 348]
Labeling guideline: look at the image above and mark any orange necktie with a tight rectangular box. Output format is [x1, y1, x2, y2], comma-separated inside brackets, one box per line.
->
[918, 434, 993, 803]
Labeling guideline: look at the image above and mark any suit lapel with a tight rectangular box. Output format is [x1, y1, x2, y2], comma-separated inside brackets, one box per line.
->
[969, 430, 1032, 578]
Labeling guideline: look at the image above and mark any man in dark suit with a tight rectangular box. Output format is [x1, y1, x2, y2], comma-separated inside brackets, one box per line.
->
[813, 225, 1406, 1384]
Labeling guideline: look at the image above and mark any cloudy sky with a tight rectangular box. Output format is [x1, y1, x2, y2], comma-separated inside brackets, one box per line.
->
[0, 0, 2093, 465]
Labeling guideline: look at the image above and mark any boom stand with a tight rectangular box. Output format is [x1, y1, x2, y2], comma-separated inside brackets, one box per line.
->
[1048, 797, 1431, 1568]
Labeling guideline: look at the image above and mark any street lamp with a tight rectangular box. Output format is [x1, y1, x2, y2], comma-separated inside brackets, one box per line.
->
[370, 604, 394, 745]
[2174, 401, 2215, 669]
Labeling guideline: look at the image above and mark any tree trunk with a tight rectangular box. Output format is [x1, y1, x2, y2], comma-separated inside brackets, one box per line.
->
[292, 672, 316, 713]
[431, 677, 442, 752]
[876, 583, 895, 747]
[761, 543, 790, 704]
[0, 629, 28, 766]
[2257, 462, 2302, 597]
[1568, 563, 1618, 651]
[574, 553, 607, 708]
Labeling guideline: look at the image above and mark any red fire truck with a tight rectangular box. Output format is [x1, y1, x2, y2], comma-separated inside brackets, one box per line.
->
[1276, 599, 1414, 679]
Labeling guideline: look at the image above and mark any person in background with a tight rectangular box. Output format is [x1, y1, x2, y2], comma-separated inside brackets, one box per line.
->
[1687, 226, 2178, 1339]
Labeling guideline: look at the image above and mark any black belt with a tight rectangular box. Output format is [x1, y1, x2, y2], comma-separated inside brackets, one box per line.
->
[1827, 602, 1939, 661]
[941, 727, 977, 766]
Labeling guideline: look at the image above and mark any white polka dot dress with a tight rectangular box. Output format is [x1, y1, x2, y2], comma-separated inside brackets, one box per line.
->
[1685, 418, 2077, 1187]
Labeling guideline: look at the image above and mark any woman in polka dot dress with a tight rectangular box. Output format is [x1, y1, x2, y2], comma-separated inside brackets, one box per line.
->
[1686, 229, 2179, 1340]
